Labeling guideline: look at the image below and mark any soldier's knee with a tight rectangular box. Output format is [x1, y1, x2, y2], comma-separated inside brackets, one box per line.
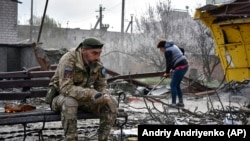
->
[62, 97, 78, 116]
[64, 97, 78, 107]
[51, 95, 65, 111]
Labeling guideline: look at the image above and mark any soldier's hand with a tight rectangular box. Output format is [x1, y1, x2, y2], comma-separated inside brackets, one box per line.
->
[93, 93, 103, 100]
[92, 93, 109, 103]
[92, 92, 118, 113]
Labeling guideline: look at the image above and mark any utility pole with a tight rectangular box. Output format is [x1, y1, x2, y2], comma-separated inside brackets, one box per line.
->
[95, 5, 109, 31]
[92, 5, 110, 36]
[93, 18, 100, 30]
[125, 14, 133, 33]
[29, 0, 33, 43]
[37, 0, 49, 43]
[120, 0, 125, 74]
[121, 0, 125, 39]
[66, 21, 69, 28]
[130, 14, 133, 33]
[99, 4, 104, 29]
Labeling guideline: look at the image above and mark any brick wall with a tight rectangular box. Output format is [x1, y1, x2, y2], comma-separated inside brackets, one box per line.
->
[0, 0, 18, 43]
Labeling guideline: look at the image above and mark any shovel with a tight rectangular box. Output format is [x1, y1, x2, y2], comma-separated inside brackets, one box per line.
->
[147, 77, 165, 95]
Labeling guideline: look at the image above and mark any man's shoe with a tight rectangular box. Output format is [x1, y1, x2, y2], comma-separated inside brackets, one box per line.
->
[176, 103, 184, 108]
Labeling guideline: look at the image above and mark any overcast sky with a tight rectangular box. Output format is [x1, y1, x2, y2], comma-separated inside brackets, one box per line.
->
[18, 0, 206, 32]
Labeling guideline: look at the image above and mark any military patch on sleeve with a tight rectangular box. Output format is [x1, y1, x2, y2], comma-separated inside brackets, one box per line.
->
[64, 66, 73, 79]
[101, 67, 106, 78]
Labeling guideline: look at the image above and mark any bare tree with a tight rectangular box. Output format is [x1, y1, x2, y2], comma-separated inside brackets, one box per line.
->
[124, 0, 192, 72]
[119, 0, 220, 81]
[190, 21, 220, 81]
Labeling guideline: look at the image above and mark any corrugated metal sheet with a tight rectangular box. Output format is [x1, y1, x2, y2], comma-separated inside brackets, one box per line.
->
[197, 0, 250, 21]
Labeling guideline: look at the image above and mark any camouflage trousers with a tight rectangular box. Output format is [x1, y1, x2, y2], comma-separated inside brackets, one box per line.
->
[51, 95, 117, 141]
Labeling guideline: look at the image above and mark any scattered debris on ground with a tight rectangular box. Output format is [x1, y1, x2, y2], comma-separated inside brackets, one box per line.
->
[0, 72, 250, 140]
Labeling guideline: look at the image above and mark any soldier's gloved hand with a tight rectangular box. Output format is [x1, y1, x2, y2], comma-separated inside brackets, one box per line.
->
[93, 93, 103, 100]
[92, 93, 108, 102]
[101, 89, 110, 95]
[92, 92, 118, 113]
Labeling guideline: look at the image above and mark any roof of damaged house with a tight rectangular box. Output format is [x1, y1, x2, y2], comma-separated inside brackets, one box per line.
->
[194, 0, 250, 24]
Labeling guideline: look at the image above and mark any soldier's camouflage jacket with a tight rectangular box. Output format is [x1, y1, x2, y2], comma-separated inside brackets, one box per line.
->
[49, 48, 108, 101]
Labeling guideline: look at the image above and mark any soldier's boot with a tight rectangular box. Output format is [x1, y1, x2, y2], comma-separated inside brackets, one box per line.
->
[61, 97, 79, 141]
[98, 132, 108, 141]
[98, 110, 117, 141]
[98, 137, 108, 141]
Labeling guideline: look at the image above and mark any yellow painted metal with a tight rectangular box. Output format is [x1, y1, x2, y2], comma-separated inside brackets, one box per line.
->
[194, 9, 250, 82]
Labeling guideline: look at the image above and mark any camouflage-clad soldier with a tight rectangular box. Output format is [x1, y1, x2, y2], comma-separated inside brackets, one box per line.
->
[48, 37, 118, 141]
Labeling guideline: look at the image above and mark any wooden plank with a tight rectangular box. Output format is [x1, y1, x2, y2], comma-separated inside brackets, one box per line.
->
[28, 71, 55, 78]
[107, 72, 162, 82]
[0, 71, 29, 79]
[0, 90, 48, 100]
[194, 90, 216, 96]
[183, 76, 214, 91]
[0, 71, 54, 79]
[30, 90, 48, 98]
[0, 79, 50, 88]
[0, 92, 31, 100]
[0, 109, 128, 125]
[0, 110, 99, 125]
[107, 71, 163, 87]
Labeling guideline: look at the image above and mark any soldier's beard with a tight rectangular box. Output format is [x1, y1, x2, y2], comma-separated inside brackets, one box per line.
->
[83, 54, 99, 67]
[84, 58, 98, 68]
[88, 61, 97, 68]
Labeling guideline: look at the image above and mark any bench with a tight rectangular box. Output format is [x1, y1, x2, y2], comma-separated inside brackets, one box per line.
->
[0, 69, 128, 141]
